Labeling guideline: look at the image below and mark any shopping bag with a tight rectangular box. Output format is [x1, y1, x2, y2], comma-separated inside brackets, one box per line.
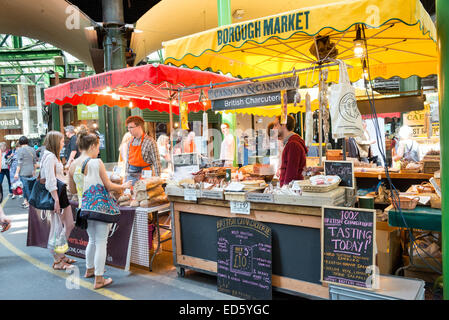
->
[328, 60, 364, 139]
[47, 212, 69, 254]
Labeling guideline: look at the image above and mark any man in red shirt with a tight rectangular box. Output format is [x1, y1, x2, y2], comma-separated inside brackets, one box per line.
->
[273, 115, 308, 186]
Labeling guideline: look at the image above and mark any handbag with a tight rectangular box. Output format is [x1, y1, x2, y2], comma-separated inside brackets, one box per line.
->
[5, 155, 13, 166]
[28, 153, 58, 211]
[80, 158, 121, 223]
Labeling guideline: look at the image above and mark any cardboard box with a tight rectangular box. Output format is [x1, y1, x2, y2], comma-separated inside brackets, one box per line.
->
[376, 229, 401, 275]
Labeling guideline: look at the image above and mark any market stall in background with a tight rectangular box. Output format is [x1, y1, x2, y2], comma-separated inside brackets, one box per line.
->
[161, 0, 441, 299]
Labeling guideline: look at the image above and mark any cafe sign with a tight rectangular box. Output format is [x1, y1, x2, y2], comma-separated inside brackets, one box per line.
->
[0, 118, 21, 129]
[403, 105, 439, 137]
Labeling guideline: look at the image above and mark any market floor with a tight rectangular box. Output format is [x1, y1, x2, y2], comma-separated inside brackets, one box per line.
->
[0, 182, 302, 300]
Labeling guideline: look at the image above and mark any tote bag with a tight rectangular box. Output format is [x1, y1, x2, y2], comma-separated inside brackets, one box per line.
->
[329, 60, 364, 140]
[80, 158, 121, 223]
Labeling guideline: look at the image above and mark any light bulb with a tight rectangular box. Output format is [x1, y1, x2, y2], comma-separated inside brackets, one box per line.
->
[354, 41, 365, 58]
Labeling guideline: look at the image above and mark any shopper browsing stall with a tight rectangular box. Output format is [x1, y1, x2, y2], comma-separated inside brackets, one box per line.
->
[64, 126, 80, 169]
[273, 115, 308, 186]
[354, 120, 376, 163]
[220, 123, 235, 167]
[125, 116, 161, 184]
[393, 125, 421, 163]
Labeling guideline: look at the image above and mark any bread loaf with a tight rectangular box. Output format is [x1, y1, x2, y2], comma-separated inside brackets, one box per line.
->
[134, 178, 164, 192]
[130, 200, 140, 207]
[139, 200, 150, 208]
[147, 185, 164, 198]
[118, 194, 132, 202]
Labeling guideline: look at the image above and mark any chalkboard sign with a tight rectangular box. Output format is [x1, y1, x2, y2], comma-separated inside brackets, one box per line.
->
[217, 217, 272, 300]
[321, 206, 377, 289]
[324, 160, 354, 189]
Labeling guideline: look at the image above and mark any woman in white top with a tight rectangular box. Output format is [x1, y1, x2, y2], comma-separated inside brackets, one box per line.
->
[40, 131, 75, 270]
[157, 134, 170, 170]
[68, 129, 130, 289]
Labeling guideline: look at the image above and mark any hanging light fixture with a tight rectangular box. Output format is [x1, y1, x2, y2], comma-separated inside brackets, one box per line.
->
[362, 59, 369, 80]
[353, 25, 365, 58]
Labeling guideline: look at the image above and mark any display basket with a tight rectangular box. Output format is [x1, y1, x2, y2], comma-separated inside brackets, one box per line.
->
[392, 196, 419, 210]
[416, 182, 435, 194]
[297, 180, 340, 193]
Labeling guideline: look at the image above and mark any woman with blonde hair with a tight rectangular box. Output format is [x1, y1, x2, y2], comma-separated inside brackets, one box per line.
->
[40, 131, 75, 270]
[157, 134, 171, 170]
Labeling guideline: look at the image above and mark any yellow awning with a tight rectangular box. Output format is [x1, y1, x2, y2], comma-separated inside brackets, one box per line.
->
[163, 0, 437, 85]
[131, 0, 347, 65]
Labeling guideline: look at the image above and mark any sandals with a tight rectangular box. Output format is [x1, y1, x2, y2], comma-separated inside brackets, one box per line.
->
[1, 222, 11, 233]
[84, 268, 95, 278]
[62, 256, 76, 264]
[94, 277, 113, 290]
[52, 258, 73, 271]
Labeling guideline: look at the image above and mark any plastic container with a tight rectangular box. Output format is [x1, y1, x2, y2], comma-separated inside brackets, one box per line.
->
[329, 275, 425, 300]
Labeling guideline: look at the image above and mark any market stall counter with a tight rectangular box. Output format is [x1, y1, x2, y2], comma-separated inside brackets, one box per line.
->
[166, 167, 349, 299]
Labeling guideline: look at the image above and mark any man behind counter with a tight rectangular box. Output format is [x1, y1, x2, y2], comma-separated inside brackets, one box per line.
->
[125, 116, 161, 184]
[273, 115, 308, 186]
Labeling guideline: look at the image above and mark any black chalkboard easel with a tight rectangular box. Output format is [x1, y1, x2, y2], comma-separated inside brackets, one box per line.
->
[321, 206, 377, 290]
[324, 160, 355, 189]
[217, 217, 272, 300]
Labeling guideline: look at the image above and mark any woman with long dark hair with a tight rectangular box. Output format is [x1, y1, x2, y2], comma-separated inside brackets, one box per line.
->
[40, 131, 75, 270]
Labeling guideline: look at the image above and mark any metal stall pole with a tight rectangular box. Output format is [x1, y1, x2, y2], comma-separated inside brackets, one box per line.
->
[437, 0, 449, 300]
[318, 69, 323, 166]
[101, 0, 129, 162]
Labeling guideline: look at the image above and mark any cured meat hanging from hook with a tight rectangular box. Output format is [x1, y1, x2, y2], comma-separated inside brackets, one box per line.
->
[305, 92, 313, 147]
[320, 69, 330, 144]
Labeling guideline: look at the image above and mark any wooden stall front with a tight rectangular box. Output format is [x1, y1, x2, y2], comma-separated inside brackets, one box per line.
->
[169, 196, 329, 299]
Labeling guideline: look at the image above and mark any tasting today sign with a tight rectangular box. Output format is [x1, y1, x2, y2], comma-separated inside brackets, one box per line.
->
[321, 206, 377, 289]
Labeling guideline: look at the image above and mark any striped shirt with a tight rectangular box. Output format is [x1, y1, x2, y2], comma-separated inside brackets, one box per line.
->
[126, 135, 161, 176]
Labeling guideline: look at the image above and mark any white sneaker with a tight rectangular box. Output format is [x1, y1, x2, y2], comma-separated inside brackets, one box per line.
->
[11, 194, 16, 199]
[19, 195, 23, 198]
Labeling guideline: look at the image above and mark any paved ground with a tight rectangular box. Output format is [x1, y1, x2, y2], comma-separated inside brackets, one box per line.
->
[0, 180, 301, 300]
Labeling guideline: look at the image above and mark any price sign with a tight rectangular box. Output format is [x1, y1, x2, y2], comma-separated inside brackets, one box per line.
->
[230, 201, 251, 215]
[184, 189, 198, 201]
[217, 217, 272, 299]
[141, 170, 153, 179]
[324, 161, 354, 189]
